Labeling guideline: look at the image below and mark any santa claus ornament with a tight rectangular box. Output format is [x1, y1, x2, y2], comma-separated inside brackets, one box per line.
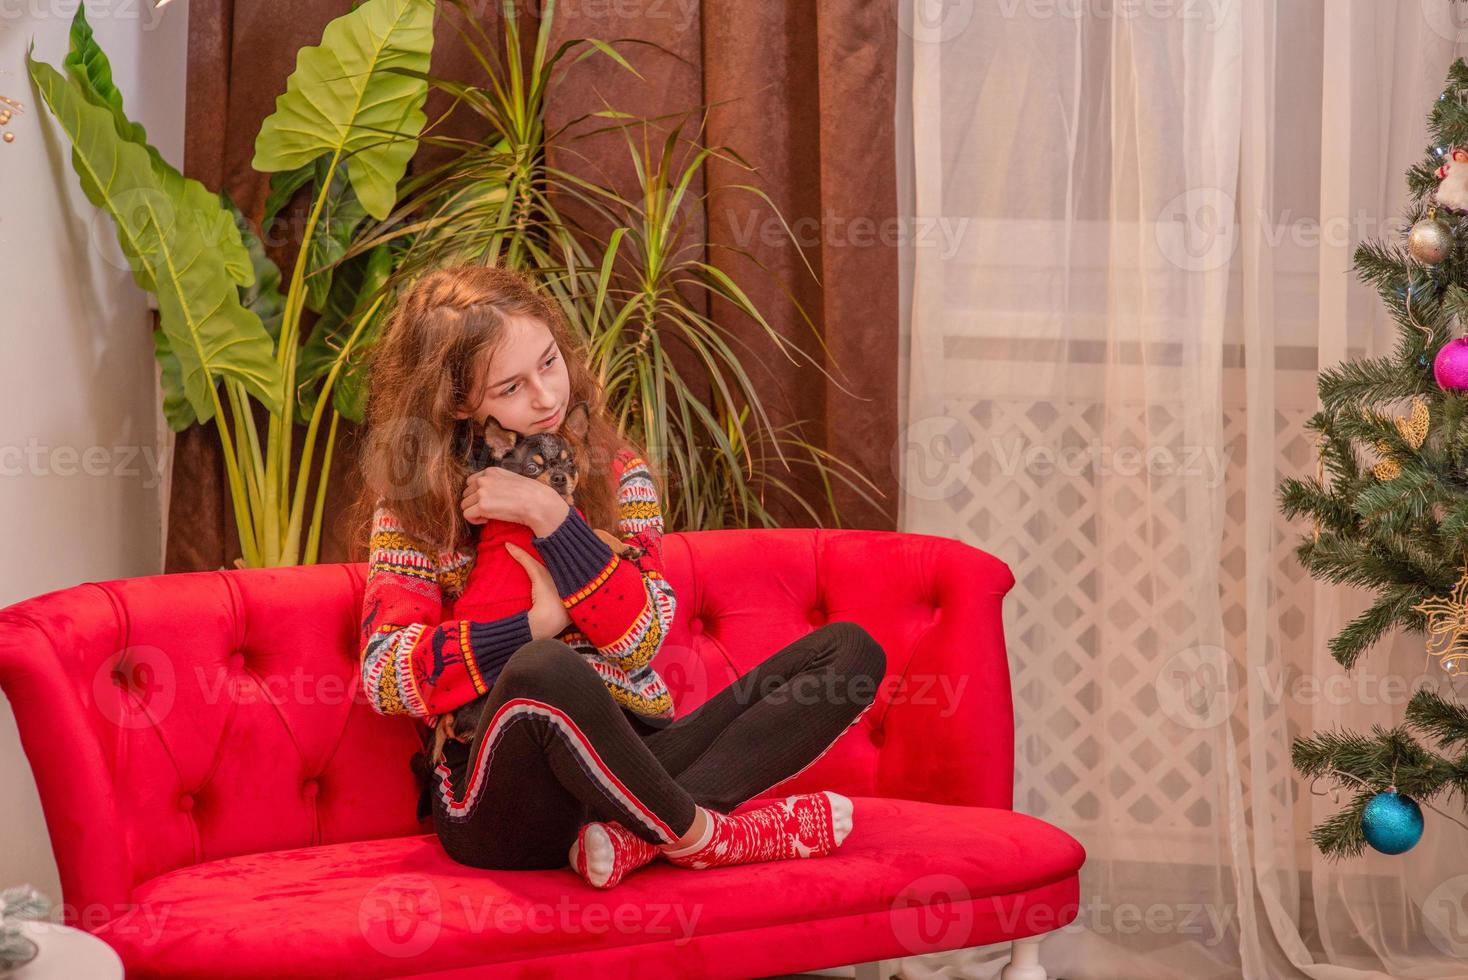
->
[1435, 146, 1468, 214]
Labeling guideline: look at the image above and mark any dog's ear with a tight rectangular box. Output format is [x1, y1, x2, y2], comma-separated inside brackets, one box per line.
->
[563, 399, 592, 440]
[429, 718, 450, 769]
[482, 415, 519, 460]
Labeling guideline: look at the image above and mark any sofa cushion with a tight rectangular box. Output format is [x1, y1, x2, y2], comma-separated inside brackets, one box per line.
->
[97, 797, 1084, 979]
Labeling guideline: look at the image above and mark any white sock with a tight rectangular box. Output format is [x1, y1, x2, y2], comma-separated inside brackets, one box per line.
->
[660, 806, 714, 856]
[828, 792, 853, 843]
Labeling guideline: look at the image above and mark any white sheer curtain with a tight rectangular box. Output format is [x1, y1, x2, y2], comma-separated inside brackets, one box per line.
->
[898, 1, 1468, 977]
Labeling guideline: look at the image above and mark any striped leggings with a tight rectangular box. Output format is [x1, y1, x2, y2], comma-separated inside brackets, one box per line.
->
[427, 620, 887, 870]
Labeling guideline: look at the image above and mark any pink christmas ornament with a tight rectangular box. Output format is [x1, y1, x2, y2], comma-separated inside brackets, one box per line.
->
[1434, 337, 1468, 390]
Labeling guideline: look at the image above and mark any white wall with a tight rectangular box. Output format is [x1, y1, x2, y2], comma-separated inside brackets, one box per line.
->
[0, 0, 184, 914]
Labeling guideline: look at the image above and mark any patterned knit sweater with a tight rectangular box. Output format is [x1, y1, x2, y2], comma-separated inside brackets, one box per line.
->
[359, 447, 678, 729]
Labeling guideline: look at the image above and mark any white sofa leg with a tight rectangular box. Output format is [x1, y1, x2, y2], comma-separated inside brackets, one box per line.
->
[851, 961, 890, 980]
[796, 962, 888, 980]
[999, 936, 1047, 980]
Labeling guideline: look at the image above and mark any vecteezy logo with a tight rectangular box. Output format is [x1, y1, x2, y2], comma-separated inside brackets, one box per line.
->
[358, 873, 443, 960]
[898, 0, 976, 44]
[890, 873, 974, 953]
[657, 641, 716, 710]
[1155, 644, 1236, 730]
[1422, 0, 1468, 42]
[1154, 187, 1238, 273]
[893, 413, 977, 503]
[1424, 873, 1468, 957]
[92, 644, 177, 730]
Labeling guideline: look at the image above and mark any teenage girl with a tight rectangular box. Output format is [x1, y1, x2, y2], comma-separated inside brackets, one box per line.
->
[352, 264, 887, 888]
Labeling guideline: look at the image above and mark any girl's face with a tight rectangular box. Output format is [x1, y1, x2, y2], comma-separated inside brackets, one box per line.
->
[454, 315, 572, 436]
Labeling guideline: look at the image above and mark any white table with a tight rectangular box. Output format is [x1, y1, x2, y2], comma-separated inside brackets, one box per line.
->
[5, 920, 123, 979]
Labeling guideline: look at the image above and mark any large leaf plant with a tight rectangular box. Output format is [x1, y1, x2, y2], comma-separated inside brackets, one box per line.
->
[27, 0, 433, 567]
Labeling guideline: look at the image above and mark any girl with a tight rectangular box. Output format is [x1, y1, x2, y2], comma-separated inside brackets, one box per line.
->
[352, 264, 887, 888]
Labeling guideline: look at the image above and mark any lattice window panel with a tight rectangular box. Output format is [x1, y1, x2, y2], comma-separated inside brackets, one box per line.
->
[941, 397, 1315, 860]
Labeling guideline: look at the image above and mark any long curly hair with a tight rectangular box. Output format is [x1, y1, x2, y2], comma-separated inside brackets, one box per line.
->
[347, 264, 653, 558]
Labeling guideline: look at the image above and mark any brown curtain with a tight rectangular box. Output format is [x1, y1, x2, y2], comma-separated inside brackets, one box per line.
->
[171, 0, 899, 572]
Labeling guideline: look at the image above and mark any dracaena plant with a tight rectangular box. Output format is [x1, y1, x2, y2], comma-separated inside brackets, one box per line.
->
[27, 0, 434, 567]
[354, 0, 886, 530]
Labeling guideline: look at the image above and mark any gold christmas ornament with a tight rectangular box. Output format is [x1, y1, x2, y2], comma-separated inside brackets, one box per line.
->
[1370, 396, 1430, 481]
[1410, 215, 1453, 264]
[0, 95, 20, 146]
[1413, 563, 1468, 677]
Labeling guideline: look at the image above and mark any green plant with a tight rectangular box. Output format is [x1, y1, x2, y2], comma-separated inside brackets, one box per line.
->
[31, 0, 882, 571]
[356, 0, 884, 529]
[578, 121, 883, 528]
[27, 0, 433, 567]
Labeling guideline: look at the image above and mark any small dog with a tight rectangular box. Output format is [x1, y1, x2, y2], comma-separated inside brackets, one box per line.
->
[429, 400, 644, 769]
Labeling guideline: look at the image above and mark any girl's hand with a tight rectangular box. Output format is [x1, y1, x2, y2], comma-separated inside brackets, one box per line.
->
[505, 542, 571, 639]
[462, 467, 569, 534]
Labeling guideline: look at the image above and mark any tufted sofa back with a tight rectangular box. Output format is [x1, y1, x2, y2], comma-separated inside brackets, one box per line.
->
[0, 528, 1015, 922]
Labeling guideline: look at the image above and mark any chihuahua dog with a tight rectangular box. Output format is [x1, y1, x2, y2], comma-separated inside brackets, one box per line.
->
[430, 400, 644, 768]
[466, 399, 645, 562]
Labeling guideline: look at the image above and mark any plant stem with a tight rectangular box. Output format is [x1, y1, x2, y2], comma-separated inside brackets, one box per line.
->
[208, 382, 260, 568]
[304, 408, 341, 566]
[224, 380, 266, 562]
[284, 292, 385, 564]
[266, 148, 341, 567]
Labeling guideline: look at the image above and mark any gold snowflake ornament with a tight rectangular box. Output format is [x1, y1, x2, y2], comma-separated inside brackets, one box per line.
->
[1413, 564, 1468, 677]
[1371, 395, 1430, 481]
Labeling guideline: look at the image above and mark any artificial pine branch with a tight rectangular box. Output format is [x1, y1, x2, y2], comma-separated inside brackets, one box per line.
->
[1282, 57, 1468, 859]
[1326, 587, 1425, 670]
[1304, 412, 1362, 485]
[1308, 791, 1372, 859]
[1292, 725, 1459, 858]
[1279, 476, 1357, 532]
[1406, 688, 1468, 750]
[1316, 356, 1428, 407]
[1351, 465, 1435, 522]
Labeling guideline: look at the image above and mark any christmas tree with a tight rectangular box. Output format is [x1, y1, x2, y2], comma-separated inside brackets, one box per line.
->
[1280, 59, 1468, 859]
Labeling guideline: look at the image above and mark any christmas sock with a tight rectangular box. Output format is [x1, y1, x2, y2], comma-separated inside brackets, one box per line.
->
[568, 820, 663, 889]
[659, 791, 854, 870]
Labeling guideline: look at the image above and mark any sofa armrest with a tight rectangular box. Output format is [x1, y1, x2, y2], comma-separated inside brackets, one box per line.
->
[0, 601, 136, 922]
[0, 561, 414, 930]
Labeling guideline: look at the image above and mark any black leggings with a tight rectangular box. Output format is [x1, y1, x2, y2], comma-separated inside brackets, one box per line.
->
[428, 620, 886, 870]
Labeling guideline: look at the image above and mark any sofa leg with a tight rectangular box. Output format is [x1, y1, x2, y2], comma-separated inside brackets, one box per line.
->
[999, 936, 1047, 980]
[851, 961, 890, 980]
[998, 933, 1045, 979]
[792, 962, 888, 980]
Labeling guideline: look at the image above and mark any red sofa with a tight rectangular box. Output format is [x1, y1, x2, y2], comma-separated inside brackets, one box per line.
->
[0, 527, 1084, 979]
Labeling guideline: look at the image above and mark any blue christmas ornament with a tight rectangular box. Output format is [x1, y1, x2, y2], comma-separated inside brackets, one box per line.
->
[1361, 788, 1424, 854]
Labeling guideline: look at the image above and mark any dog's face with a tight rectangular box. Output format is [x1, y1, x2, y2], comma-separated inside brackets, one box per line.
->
[446, 697, 486, 744]
[489, 431, 580, 503]
[474, 400, 591, 504]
